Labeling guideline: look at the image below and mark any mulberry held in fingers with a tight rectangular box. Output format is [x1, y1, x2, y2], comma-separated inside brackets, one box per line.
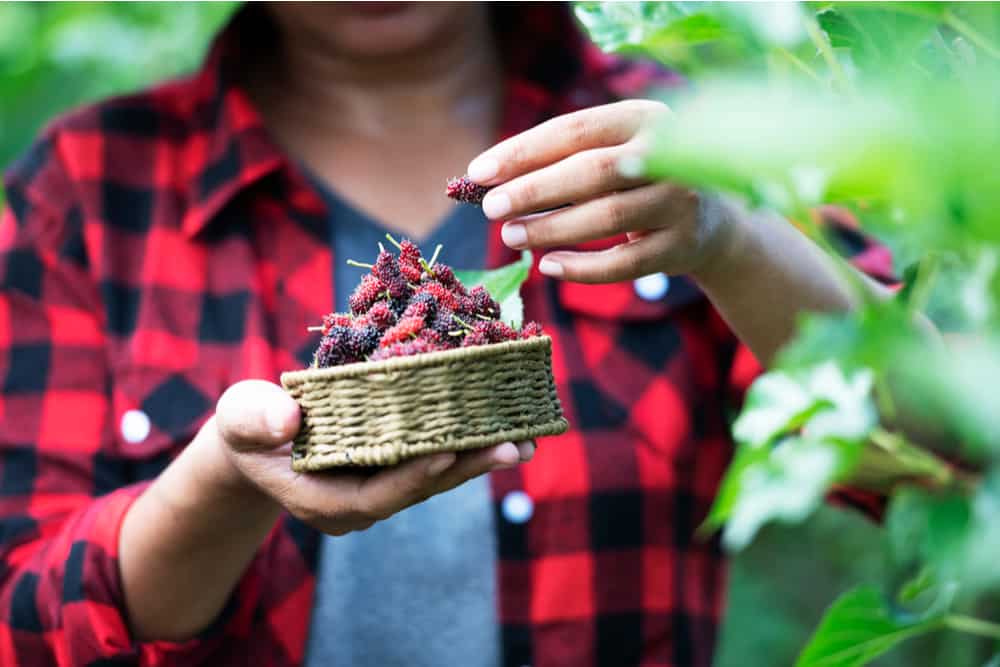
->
[446, 176, 490, 205]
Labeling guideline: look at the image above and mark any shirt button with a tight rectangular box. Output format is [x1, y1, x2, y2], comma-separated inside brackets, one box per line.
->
[633, 273, 670, 301]
[501, 491, 534, 524]
[120, 409, 151, 444]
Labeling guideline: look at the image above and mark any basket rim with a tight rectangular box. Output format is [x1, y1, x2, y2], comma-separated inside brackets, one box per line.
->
[281, 334, 553, 387]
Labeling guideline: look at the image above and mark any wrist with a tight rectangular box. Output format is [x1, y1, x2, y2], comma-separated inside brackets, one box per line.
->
[688, 193, 755, 289]
[161, 418, 282, 529]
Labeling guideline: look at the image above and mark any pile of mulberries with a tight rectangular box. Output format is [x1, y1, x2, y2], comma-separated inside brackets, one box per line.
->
[310, 235, 542, 368]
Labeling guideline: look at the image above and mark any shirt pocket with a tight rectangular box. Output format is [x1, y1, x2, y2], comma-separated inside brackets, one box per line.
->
[110, 364, 220, 459]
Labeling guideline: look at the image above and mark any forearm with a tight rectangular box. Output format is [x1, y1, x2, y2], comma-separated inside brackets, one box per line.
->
[119, 418, 282, 642]
[691, 197, 891, 367]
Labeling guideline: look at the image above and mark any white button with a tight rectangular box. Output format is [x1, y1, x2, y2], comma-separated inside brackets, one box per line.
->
[502, 491, 534, 524]
[120, 409, 151, 444]
[633, 273, 670, 301]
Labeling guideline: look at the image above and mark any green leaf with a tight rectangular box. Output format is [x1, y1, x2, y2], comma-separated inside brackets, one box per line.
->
[454, 250, 532, 328]
[732, 371, 819, 446]
[722, 435, 844, 551]
[795, 586, 944, 667]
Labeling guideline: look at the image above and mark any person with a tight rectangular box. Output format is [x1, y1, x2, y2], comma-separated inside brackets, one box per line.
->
[0, 3, 892, 666]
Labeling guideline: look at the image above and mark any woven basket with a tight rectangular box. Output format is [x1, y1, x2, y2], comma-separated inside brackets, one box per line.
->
[280, 335, 569, 471]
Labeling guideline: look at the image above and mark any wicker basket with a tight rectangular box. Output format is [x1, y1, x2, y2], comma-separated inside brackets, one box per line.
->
[280, 335, 569, 471]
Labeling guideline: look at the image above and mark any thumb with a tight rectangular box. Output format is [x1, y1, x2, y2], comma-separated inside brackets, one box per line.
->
[215, 380, 301, 451]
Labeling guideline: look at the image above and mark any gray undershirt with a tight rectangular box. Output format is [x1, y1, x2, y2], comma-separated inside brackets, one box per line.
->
[304, 186, 500, 667]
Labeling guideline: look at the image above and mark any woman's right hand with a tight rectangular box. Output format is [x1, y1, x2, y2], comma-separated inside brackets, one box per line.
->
[211, 380, 533, 536]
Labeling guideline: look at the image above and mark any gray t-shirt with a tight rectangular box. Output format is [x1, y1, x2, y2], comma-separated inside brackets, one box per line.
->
[304, 186, 500, 667]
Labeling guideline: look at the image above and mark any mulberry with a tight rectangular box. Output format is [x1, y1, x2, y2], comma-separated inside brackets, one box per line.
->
[380, 315, 425, 347]
[417, 281, 463, 312]
[361, 301, 396, 330]
[314, 326, 355, 367]
[446, 176, 490, 205]
[373, 250, 410, 299]
[467, 285, 500, 319]
[349, 274, 386, 315]
[520, 321, 544, 339]
[349, 325, 382, 358]
[403, 291, 438, 323]
[398, 240, 424, 283]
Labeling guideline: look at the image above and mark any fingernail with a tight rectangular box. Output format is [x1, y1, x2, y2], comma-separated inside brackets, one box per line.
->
[266, 404, 291, 439]
[426, 452, 456, 476]
[538, 257, 564, 277]
[516, 441, 536, 462]
[467, 156, 499, 181]
[492, 442, 520, 468]
[482, 192, 511, 219]
[501, 223, 527, 248]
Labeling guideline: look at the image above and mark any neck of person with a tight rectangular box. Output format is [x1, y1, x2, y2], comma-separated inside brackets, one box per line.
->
[252, 11, 503, 146]
[246, 9, 504, 240]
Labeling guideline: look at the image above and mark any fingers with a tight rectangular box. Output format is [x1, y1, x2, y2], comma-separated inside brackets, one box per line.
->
[468, 100, 667, 186]
[500, 184, 671, 250]
[216, 380, 301, 451]
[538, 232, 675, 283]
[348, 441, 534, 524]
[481, 145, 646, 221]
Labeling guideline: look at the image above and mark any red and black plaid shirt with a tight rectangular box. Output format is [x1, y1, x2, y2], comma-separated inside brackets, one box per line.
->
[0, 5, 892, 666]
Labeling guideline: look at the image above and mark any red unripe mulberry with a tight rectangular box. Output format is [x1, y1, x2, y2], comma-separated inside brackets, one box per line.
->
[349, 274, 386, 315]
[380, 315, 425, 347]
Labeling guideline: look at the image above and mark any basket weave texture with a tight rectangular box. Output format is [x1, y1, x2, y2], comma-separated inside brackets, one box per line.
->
[280, 335, 569, 470]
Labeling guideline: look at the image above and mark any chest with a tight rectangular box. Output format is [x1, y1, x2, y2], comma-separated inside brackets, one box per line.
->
[93, 194, 732, 665]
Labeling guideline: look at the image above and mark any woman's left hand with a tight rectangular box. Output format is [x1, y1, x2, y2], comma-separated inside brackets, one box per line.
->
[467, 100, 737, 284]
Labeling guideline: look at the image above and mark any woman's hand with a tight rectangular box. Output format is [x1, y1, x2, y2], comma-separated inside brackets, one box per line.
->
[467, 99, 738, 283]
[213, 380, 533, 536]
[122, 379, 532, 642]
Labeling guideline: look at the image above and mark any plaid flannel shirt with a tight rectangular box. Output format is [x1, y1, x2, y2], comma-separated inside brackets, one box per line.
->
[0, 4, 893, 666]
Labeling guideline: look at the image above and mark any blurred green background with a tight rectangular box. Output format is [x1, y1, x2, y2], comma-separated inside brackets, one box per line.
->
[0, 3, 980, 665]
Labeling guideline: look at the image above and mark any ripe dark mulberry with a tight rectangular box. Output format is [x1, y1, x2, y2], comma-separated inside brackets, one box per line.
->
[349, 325, 381, 358]
[467, 285, 500, 319]
[315, 326, 355, 367]
[403, 291, 438, 323]
[446, 176, 490, 205]
[373, 250, 411, 299]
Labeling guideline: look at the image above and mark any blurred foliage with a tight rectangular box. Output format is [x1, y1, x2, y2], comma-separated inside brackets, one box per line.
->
[0, 1, 235, 193]
[3, 3, 982, 666]
[578, 2, 1000, 665]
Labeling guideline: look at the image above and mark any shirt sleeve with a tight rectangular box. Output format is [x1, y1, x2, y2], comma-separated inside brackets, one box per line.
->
[0, 136, 266, 666]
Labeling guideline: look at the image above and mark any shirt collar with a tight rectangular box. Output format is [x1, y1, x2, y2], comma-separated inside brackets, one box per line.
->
[181, 3, 623, 239]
